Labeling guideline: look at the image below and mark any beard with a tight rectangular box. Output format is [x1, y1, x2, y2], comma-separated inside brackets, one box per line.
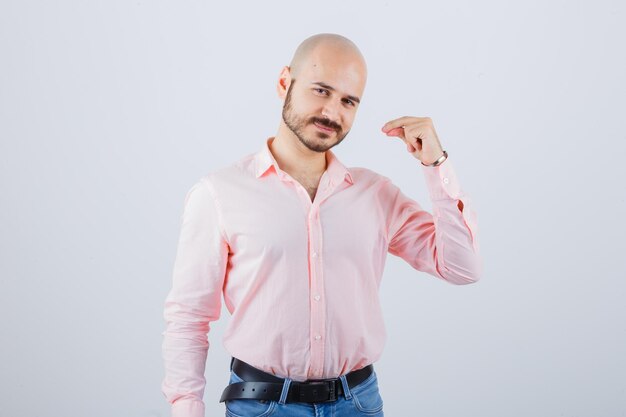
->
[281, 80, 349, 153]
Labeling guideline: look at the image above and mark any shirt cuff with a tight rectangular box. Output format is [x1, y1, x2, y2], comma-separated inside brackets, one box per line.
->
[421, 154, 462, 201]
[421, 155, 480, 253]
[171, 398, 205, 417]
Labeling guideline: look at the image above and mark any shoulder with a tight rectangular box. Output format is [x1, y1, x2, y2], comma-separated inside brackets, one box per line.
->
[347, 166, 395, 187]
[197, 151, 257, 187]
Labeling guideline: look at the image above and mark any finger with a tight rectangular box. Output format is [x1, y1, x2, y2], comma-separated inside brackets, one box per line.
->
[383, 117, 434, 134]
[384, 127, 405, 138]
[381, 116, 418, 133]
[403, 126, 423, 146]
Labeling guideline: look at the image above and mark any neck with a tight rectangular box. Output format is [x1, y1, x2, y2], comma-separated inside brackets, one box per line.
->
[269, 125, 327, 178]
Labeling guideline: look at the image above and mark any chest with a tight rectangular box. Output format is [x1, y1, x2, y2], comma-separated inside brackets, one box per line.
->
[218, 179, 388, 266]
[291, 174, 322, 202]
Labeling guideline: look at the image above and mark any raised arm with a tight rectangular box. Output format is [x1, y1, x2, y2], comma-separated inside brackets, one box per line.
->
[386, 156, 482, 284]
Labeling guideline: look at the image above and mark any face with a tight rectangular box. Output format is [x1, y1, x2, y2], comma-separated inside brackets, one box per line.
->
[280, 51, 366, 153]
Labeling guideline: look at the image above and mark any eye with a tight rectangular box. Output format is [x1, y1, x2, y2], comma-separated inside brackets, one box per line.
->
[314, 88, 328, 95]
[343, 98, 355, 106]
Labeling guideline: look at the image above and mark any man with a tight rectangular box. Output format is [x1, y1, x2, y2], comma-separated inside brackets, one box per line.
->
[161, 33, 482, 417]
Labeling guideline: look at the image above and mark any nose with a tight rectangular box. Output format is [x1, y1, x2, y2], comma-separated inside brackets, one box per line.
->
[321, 98, 342, 124]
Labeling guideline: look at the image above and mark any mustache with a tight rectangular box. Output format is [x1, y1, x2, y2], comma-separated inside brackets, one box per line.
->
[311, 117, 341, 131]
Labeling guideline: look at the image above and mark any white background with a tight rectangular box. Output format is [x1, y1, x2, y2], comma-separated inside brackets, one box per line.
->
[1, 1, 625, 416]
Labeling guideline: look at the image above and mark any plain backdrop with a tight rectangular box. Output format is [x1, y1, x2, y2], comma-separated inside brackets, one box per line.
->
[1, 1, 625, 416]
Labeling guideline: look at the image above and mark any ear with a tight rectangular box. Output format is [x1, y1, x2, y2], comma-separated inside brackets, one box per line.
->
[276, 66, 291, 99]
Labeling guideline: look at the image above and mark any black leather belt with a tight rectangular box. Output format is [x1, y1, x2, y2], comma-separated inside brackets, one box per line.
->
[219, 357, 374, 404]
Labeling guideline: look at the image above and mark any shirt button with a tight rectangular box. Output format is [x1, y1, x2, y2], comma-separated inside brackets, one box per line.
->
[443, 177, 449, 184]
[314, 294, 321, 301]
[312, 252, 318, 258]
[314, 334, 321, 340]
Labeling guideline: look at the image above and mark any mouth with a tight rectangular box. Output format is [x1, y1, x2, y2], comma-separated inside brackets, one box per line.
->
[313, 122, 337, 133]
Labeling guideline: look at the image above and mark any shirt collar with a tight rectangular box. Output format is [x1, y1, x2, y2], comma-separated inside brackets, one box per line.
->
[254, 136, 354, 185]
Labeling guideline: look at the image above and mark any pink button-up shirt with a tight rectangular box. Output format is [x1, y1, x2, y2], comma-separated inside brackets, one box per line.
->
[161, 136, 482, 417]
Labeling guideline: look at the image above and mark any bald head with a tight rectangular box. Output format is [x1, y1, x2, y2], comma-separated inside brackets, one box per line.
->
[288, 33, 367, 81]
[276, 34, 366, 154]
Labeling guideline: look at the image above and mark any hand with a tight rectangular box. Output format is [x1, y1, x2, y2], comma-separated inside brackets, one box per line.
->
[381, 116, 445, 164]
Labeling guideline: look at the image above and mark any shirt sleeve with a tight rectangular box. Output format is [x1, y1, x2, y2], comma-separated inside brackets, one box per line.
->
[386, 155, 482, 284]
[161, 177, 229, 417]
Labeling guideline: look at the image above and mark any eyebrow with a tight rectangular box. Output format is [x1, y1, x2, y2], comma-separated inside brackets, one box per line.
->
[311, 81, 361, 104]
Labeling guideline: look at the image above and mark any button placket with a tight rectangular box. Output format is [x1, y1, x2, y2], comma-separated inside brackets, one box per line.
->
[308, 203, 326, 379]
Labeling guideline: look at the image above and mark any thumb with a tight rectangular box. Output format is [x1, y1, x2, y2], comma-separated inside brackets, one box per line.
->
[385, 126, 416, 152]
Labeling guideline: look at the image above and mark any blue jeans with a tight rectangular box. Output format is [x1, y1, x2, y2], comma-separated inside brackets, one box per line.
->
[223, 368, 385, 417]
